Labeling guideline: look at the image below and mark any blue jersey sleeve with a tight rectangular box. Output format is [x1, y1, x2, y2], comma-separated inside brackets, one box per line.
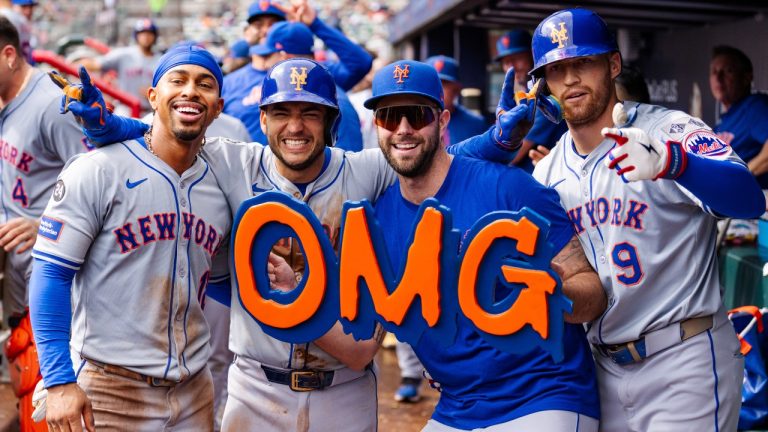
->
[29, 258, 77, 388]
[677, 153, 765, 219]
[310, 18, 372, 91]
[447, 126, 518, 164]
[335, 90, 363, 152]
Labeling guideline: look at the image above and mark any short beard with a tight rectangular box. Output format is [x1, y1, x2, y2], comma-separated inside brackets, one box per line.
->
[561, 59, 613, 127]
[172, 126, 204, 142]
[380, 127, 440, 178]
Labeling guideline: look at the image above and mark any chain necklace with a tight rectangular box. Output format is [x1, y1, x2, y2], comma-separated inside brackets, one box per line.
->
[144, 125, 206, 163]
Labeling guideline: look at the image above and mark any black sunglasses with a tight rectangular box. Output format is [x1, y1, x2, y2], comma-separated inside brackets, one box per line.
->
[374, 105, 438, 132]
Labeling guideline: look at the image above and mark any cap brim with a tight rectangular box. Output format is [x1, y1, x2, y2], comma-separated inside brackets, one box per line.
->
[437, 73, 458, 82]
[494, 47, 529, 61]
[364, 90, 443, 110]
[250, 44, 275, 56]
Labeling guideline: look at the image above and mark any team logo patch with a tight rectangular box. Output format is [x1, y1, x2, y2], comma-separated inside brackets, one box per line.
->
[290, 67, 308, 91]
[259, 0, 269, 11]
[549, 22, 569, 48]
[393, 64, 410, 84]
[669, 123, 685, 134]
[52, 180, 65, 202]
[684, 130, 732, 158]
[39, 216, 64, 242]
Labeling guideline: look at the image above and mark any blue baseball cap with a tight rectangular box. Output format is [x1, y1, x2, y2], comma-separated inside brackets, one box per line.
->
[250, 21, 314, 57]
[494, 30, 532, 61]
[364, 60, 444, 110]
[229, 39, 251, 59]
[12, 0, 37, 5]
[424, 55, 460, 82]
[247, 0, 286, 22]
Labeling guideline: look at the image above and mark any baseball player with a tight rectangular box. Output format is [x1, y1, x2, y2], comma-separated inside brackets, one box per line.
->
[529, 9, 766, 431]
[65, 55, 531, 431]
[424, 55, 488, 146]
[0, 16, 92, 432]
[222, 0, 371, 149]
[78, 18, 160, 116]
[30, 43, 231, 431]
[368, 60, 605, 431]
[494, 29, 569, 173]
[0, 0, 31, 62]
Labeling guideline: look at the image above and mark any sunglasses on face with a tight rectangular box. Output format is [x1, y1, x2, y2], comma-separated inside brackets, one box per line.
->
[374, 105, 438, 131]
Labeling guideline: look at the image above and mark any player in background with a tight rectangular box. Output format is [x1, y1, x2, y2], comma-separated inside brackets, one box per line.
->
[0, 16, 91, 432]
[424, 55, 488, 146]
[0, 0, 32, 63]
[10, 0, 34, 21]
[709, 45, 768, 189]
[494, 29, 568, 173]
[222, 38, 251, 75]
[530, 9, 765, 431]
[30, 43, 231, 431]
[78, 18, 160, 116]
[223, 0, 371, 149]
[368, 60, 605, 431]
[62, 51, 532, 430]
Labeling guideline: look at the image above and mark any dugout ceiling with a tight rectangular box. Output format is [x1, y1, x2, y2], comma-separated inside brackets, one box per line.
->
[389, 0, 768, 44]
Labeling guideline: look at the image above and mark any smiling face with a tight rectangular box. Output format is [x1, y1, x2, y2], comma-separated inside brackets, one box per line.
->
[148, 64, 223, 143]
[260, 101, 330, 182]
[543, 53, 620, 127]
[375, 94, 449, 179]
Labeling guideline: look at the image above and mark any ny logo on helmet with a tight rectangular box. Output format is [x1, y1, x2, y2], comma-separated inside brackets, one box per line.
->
[393, 64, 410, 83]
[290, 67, 308, 91]
[549, 22, 568, 48]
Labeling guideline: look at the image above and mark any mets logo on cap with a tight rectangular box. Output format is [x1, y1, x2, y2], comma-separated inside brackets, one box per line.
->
[259, 0, 270, 11]
[433, 59, 445, 73]
[501, 35, 510, 48]
[548, 22, 569, 48]
[290, 66, 308, 91]
[393, 64, 410, 84]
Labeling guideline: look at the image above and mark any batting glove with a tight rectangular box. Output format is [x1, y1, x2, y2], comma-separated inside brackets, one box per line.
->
[602, 127, 687, 181]
[491, 67, 533, 151]
[61, 66, 149, 146]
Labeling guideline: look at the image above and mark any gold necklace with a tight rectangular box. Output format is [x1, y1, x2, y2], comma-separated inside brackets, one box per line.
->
[144, 126, 206, 163]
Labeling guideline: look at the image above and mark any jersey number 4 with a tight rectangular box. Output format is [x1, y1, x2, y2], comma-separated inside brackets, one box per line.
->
[611, 242, 644, 286]
[12, 178, 28, 208]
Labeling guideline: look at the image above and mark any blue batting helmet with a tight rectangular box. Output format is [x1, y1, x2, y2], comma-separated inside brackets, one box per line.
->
[530, 8, 617, 77]
[132, 18, 157, 39]
[260, 58, 340, 145]
[247, 0, 286, 23]
[364, 60, 444, 110]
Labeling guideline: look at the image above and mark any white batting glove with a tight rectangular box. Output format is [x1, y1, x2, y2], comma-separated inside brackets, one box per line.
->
[31, 379, 47, 423]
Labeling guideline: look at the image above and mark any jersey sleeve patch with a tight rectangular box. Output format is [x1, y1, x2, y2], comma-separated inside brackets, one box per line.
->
[39, 216, 65, 242]
[683, 130, 732, 159]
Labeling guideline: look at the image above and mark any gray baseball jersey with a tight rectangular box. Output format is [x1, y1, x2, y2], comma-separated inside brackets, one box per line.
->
[532, 102, 743, 345]
[0, 69, 89, 319]
[201, 140, 396, 370]
[99, 46, 159, 112]
[32, 138, 232, 380]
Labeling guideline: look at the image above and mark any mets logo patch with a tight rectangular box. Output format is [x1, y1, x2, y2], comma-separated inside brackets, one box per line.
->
[683, 130, 732, 158]
[39, 216, 64, 242]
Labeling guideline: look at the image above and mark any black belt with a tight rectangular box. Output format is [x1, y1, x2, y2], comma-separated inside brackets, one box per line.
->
[261, 365, 334, 392]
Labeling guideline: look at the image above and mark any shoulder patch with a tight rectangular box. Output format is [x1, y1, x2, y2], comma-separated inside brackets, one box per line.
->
[52, 180, 66, 202]
[687, 118, 707, 128]
[669, 123, 685, 134]
[683, 130, 732, 158]
[39, 216, 64, 242]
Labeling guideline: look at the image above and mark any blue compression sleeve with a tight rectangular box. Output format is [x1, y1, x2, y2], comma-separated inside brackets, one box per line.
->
[676, 154, 766, 218]
[310, 17, 372, 91]
[29, 258, 77, 387]
[206, 279, 232, 307]
[85, 115, 149, 146]
[447, 126, 518, 164]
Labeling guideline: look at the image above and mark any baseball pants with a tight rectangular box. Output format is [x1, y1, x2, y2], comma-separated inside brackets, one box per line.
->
[221, 355, 378, 432]
[396, 341, 424, 380]
[77, 361, 214, 431]
[421, 411, 599, 432]
[204, 299, 233, 431]
[595, 307, 743, 432]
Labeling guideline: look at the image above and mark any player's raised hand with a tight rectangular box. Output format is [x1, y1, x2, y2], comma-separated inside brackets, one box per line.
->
[44, 383, 95, 432]
[57, 67, 109, 130]
[602, 104, 687, 182]
[529, 145, 550, 166]
[0, 217, 39, 253]
[268, 252, 297, 292]
[492, 67, 533, 151]
[273, 0, 317, 26]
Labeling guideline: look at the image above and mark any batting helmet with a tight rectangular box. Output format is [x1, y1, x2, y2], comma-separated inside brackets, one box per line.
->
[247, 0, 286, 23]
[530, 8, 617, 77]
[260, 58, 340, 145]
[132, 18, 158, 40]
[364, 60, 444, 110]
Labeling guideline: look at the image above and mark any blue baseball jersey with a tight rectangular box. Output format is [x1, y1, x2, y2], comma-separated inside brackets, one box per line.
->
[221, 65, 265, 142]
[374, 156, 599, 429]
[714, 93, 768, 188]
[333, 88, 363, 152]
[447, 104, 488, 146]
